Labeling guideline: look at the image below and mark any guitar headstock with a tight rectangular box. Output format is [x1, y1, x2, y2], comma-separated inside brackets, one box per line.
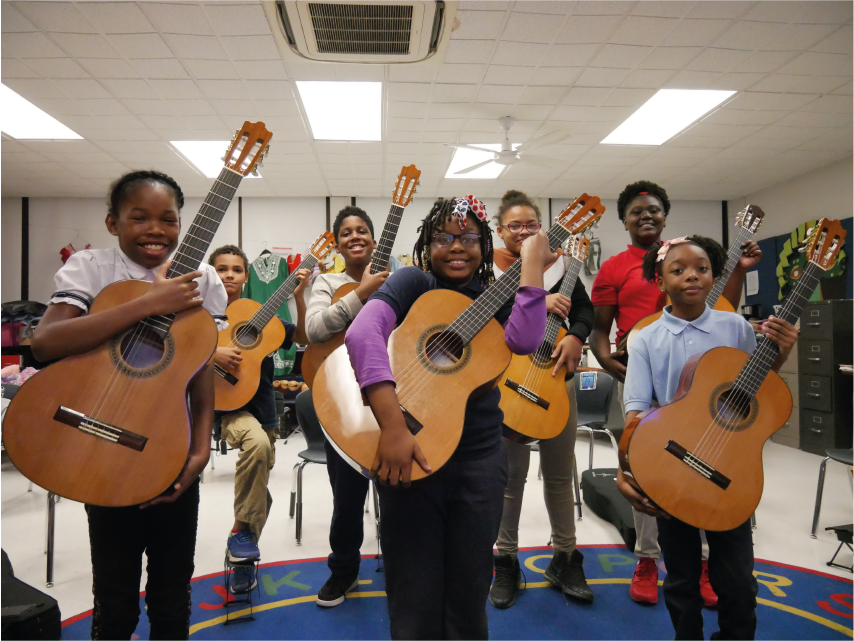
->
[309, 231, 336, 261]
[392, 164, 421, 207]
[735, 204, 764, 234]
[555, 194, 605, 236]
[223, 121, 273, 176]
[567, 234, 590, 262]
[802, 218, 846, 271]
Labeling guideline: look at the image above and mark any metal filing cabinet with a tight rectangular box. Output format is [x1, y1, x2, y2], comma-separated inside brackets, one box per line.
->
[797, 300, 853, 456]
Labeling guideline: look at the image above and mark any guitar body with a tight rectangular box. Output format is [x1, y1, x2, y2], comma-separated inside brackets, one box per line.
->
[214, 298, 287, 411]
[619, 347, 792, 531]
[621, 296, 736, 352]
[2, 280, 217, 506]
[499, 326, 570, 444]
[301, 282, 358, 388]
[313, 289, 511, 479]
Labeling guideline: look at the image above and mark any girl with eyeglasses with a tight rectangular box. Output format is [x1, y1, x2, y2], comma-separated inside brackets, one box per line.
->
[343, 196, 552, 639]
[490, 189, 596, 609]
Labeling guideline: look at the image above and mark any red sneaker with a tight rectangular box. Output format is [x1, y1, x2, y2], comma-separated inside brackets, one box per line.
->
[700, 561, 718, 607]
[630, 557, 659, 604]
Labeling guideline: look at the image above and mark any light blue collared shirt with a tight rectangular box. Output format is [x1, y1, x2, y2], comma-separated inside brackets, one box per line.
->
[623, 305, 757, 413]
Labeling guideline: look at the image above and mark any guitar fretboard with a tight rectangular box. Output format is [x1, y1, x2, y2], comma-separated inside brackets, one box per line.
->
[541, 249, 584, 351]
[244, 253, 322, 332]
[371, 204, 405, 275]
[707, 225, 755, 308]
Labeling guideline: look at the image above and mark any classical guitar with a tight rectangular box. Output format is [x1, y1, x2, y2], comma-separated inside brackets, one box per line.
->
[302, 164, 421, 388]
[499, 222, 605, 444]
[313, 194, 604, 479]
[619, 219, 845, 531]
[3, 121, 272, 507]
[617, 205, 765, 353]
[214, 231, 334, 410]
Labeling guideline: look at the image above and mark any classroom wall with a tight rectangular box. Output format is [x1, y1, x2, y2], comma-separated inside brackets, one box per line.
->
[2, 197, 22, 302]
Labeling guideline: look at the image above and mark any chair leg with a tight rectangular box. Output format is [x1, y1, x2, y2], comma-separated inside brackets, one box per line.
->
[289, 462, 300, 518]
[750, 512, 756, 530]
[538, 459, 542, 480]
[811, 457, 830, 538]
[372, 482, 381, 540]
[296, 461, 308, 546]
[46, 492, 55, 588]
[572, 453, 583, 521]
[603, 428, 620, 463]
[28, 481, 33, 492]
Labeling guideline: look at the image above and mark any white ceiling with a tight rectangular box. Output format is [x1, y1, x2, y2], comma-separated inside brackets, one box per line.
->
[1, 0, 851, 201]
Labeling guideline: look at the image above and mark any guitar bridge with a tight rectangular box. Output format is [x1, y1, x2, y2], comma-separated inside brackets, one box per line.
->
[503, 378, 550, 410]
[214, 364, 238, 386]
[665, 440, 730, 490]
[53, 406, 148, 452]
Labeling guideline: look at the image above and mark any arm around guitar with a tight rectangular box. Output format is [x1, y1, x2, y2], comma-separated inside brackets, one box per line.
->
[617, 410, 669, 518]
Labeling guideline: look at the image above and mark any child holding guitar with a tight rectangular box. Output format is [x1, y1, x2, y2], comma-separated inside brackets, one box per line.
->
[489, 190, 596, 608]
[301, 206, 389, 607]
[589, 180, 760, 605]
[210, 245, 310, 594]
[31, 171, 228, 639]
[616, 236, 797, 640]
[343, 197, 551, 639]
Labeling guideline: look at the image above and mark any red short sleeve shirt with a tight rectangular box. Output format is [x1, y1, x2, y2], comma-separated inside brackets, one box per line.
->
[591, 245, 667, 342]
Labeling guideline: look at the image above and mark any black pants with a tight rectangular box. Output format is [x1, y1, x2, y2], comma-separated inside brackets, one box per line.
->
[86, 480, 200, 640]
[657, 516, 758, 640]
[378, 445, 507, 640]
[324, 438, 370, 577]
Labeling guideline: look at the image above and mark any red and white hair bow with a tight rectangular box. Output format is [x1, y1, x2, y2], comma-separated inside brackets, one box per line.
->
[452, 195, 488, 229]
[656, 236, 689, 262]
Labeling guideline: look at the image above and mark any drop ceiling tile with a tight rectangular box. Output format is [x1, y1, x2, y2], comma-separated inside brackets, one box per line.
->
[773, 111, 849, 128]
[49, 33, 120, 58]
[2, 4, 38, 32]
[385, 101, 425, 119]
[562, 87, 609, 106]
[709, 72, 766, 91]
[556, 14, 622, 44]
[518, 85, 566, 105]
[31, 97, 88, 115]
[254, 99, 300, 116]
[199, 4, 268, 36]
[800, 94, 853, 113]
[65, 113, 146, 130]
[428, 103, 469, 118]
[195, 79, 248, 100]
[183, 115, 226, 130]
[483, 65, 534, 84]
[454, 10, 506, 40]
[148, 79, 203, 100]
[491, 41, 549, 66]
[436, 63, 485, 84]
[502, 12, 564, 43]
[161, 34, 228, 60]
[687, 48, 751, 73]
[387, 82, 432, 103]
[106, 33, 173, 59]
[76, 2, 155, 34]
[619, 68, 677, 88]
[425, 118, 465, 132]
[603, 87, 656, 107]
[733, 51, 798, 74]
[742, 1, 809, 23]
[220, 35, 280, 60]
[575, 67, 631, 87]
[242, 79, 291, 100]
[476, 84, 524, 104]
[591, 44, 653, 69]
[75, 58, 138, 79]
[1, 58, 41, 78]
[763, 23, 839, 51]
[660, 19, 732, 47]
[811, 26, 853, 55]
[388, 117, 424, 133]
[130, 58, 189, 79]
[688, 2, 754, 20]
[705, 107, 788, 126]
[548, 44, 600, 66]
[664, 69, 720, 89]
[630, 2, 696, 18]
[139, 3, 213, 35]
[445, 40, 494, 64]
[797, 2, 853, 24]
[183, 59, 239, 80]
[52, 78, 110, 99]
[529, 66, 584, 86]
[16, 2, 97, 33]
[2, 32, 66, 58]
[573, 2, 633, 16]
[87, 128, 159, 141]
[387, 64, 436, 83]
[612, 16, 680, 46]
[795, 137, 853, 152]
[751, 73, 849, 93]
[832, 80, 852, 94]
[165, 99, 216, 116]
[749, 125, 824, 140]
[77, 98, 130, 116]
[233, 60, 288, 80]
[779, 52, 853, 76]
[637, 46, 701, 70]
[138, 114, 180, 129]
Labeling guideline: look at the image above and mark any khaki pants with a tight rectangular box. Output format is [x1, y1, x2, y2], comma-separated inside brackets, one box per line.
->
[617, 382, 708, 561]
[222, 411, 276, 539]
[497, 382, 579, 557]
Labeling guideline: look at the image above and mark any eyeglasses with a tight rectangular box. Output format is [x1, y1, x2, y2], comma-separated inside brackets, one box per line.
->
[502, 222, 542, 234]
[431, 233, 481, 248]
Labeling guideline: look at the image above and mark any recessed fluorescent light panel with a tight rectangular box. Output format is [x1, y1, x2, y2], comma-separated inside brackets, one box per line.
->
[171, 141, 260, 179]
[295, 81, 381, 141]
[445, 144, 516, 179]
[0, 84, 82, 140]
[601, 89, 736, 146]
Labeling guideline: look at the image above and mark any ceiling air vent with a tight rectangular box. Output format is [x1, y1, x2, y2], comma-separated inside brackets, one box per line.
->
[275, 0, 445, 63]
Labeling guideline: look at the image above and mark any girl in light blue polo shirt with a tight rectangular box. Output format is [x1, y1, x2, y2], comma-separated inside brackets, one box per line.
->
[618, 236, 798, 640]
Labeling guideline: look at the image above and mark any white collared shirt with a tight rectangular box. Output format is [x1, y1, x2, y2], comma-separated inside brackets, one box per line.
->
[51, 247, 228, 329]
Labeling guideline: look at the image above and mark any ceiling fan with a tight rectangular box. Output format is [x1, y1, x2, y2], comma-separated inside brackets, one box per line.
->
[445, 116, 571, 175]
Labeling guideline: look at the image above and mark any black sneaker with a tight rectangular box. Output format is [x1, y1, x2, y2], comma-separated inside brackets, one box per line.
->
[545, 549, 594, 603]
[489, 553, 522, 609]
[316, 574, 358, 607]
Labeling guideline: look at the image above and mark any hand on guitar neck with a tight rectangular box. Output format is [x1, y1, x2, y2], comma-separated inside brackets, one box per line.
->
[519, 229, 552, 288]
[355, 264, 390, 303]
[589, 305, 627, 383]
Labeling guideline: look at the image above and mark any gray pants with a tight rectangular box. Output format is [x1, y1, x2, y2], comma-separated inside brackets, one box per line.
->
[497, 382, 578, 557]
[617, 382, 709, 561]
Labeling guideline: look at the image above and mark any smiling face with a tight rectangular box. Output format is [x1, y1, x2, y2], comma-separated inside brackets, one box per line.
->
[212, 253, 247, 303]
[429, 216, 482, 285]
[497, 205, 540, 256]
[335, 215, 376, 266]
[624, 194, 666, 248]
[658, 243, 715, 308]
[105, 181, 180, 270]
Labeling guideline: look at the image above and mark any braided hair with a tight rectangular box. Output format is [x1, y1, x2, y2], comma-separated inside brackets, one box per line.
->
[641, 235, 727, 283]
[107, 170, 185, 218]
[495, 189, 541, 225]
[617, 180, 670, 222]
[413, 198, 495, 288]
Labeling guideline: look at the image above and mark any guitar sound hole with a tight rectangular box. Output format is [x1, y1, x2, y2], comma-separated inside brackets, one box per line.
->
[120, 327, 165, 369]
[715, 388, 752, 424]
[425, 331, 465, 367]
[236, 324, 259, 347]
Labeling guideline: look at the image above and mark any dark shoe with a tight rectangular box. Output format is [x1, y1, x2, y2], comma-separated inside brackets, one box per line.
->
[316, 574, 358, 607]
[545, 549, 594, 603]
[489, 553, 522, 609]
[230, 566, 257, 595]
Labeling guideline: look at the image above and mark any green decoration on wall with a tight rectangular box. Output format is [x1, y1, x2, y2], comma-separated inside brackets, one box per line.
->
[777, 219, 846, 301]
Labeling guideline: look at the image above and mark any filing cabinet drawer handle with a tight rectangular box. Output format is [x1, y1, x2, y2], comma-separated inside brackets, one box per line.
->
[807, 323, 821, 327]
[809, 428, 823, 434]
[808, 358, 821, 362]
[807, 393, 821, 398]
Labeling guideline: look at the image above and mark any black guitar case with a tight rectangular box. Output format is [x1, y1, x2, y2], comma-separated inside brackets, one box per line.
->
[1, 549, 61, 640]
[580, 468, 637, 552]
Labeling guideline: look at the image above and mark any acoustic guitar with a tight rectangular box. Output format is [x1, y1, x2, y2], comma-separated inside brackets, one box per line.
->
[302, 164, 421, 388]
[313, 194, 604, 479]
[499, 222, 605, 444]
[618, 219, 845, 531]
[213, 231, 334, 410]
[3, 121, 272, 507]
[617, 205, 765, 353]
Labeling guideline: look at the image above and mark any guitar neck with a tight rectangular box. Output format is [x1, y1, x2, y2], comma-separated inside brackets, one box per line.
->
[542, 253, 583, 348]
[707, 226, 754, 308]
[733, 261, 823, 398]
[449, 221, 573, 345]
[251, 254, 321, 329]
[371, 204, 405, 275]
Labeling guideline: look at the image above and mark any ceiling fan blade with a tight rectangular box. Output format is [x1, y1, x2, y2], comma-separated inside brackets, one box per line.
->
[443, 143, 499, 154]
[453, 159, 496, 175]
[520, 154, 566, 168]
[515, 130, 572, 152]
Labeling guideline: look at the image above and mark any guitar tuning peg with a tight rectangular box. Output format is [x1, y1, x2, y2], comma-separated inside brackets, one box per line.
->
[251, 168, 259, 176]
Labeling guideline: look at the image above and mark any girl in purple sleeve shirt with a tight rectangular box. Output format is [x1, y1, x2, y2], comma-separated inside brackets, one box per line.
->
[344, 197, 550, 640]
